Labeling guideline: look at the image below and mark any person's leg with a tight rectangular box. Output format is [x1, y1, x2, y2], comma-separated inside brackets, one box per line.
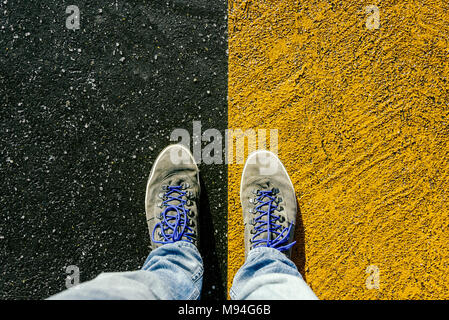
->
[48, 144, 203, 300]
[230, 247, 317, 300]
[49, 241, 203, 300]
[232, 150, 318, 300]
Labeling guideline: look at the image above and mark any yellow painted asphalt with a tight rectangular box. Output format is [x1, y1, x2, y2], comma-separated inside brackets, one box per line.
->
[228, 0, 449, 299]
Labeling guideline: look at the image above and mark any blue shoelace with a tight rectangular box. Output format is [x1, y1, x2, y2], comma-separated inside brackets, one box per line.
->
[151, 185, 195, 245]
[251, 190, 295, 251]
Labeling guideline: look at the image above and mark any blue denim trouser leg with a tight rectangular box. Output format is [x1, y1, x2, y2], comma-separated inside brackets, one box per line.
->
[230, 247, 318, 300]
[48, 241, 203, 300]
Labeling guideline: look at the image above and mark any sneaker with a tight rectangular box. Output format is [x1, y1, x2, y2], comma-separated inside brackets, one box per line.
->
[145, 144, 200, 249]
[240, 150, 297, 258]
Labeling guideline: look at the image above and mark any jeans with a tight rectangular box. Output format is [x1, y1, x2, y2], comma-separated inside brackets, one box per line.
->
[48, 242, 318, 300]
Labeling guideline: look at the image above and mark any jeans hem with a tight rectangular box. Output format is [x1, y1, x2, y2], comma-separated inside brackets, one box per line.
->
[247, 246, 288, 261]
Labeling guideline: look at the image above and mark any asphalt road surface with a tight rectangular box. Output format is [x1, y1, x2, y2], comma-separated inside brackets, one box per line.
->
[0, 0, 227, 299]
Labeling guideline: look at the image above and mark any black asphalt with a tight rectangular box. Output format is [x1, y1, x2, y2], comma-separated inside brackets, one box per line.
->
[0, 0, 228, 299]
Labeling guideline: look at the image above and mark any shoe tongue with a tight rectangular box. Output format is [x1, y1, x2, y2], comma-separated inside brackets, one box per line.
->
[160, 186, 190, 241]
[254, 190, 279, 242]
[162, 177, 188, 205]
[257, 193, 275, 212]
[165, 191, 185, 209]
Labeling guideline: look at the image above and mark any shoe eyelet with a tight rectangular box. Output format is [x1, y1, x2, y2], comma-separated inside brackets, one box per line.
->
[279, 216, 285, 223]
[161, 185, 168, 191]
[181, 182, 190, 190]
[250, 229, 256, 235]
[188, 210, 195, 218]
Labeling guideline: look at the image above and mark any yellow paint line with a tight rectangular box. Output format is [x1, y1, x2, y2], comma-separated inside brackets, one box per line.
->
[228, 0, 449, 299]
